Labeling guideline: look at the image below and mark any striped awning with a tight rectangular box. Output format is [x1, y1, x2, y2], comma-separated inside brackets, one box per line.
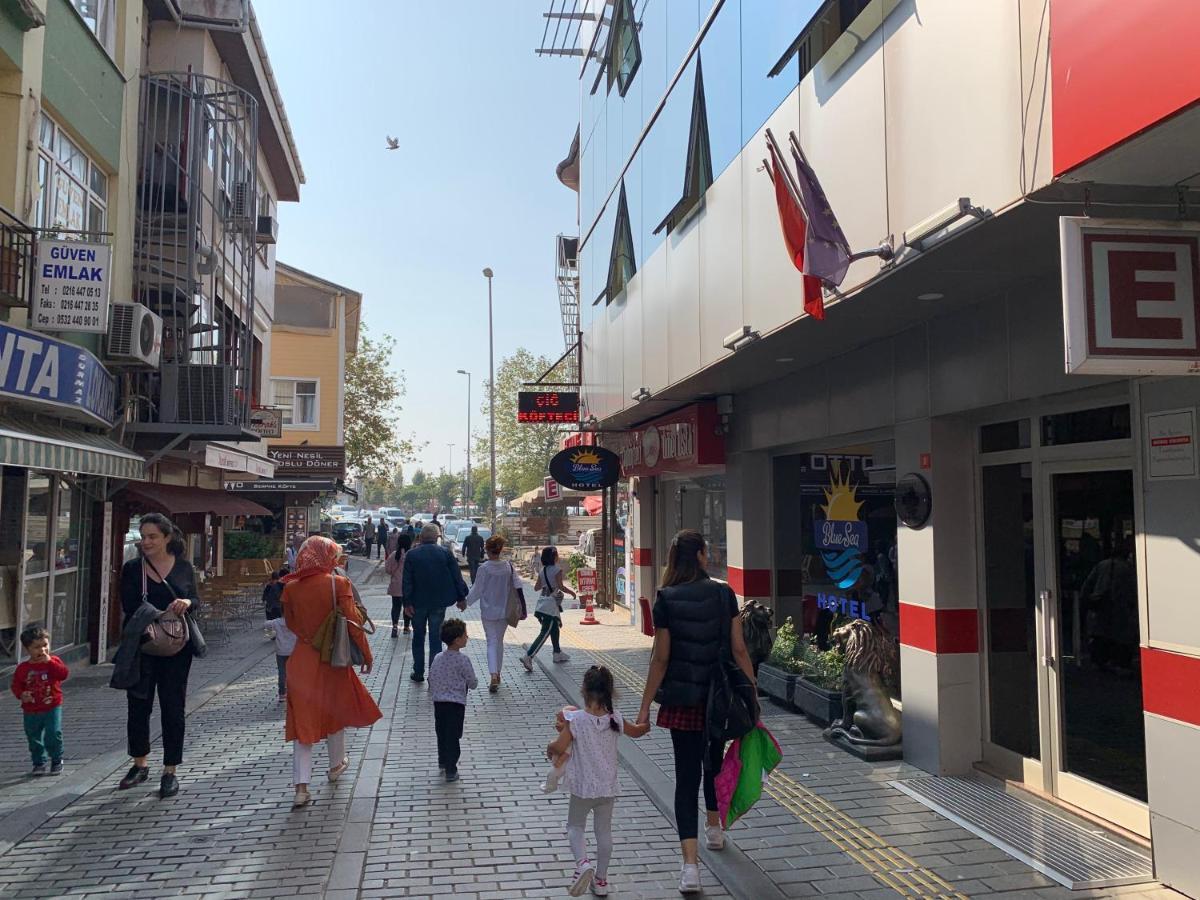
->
[0, 414, 145, 481]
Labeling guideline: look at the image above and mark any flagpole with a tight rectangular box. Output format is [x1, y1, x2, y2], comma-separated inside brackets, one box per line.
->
[764, 128, 806, 213]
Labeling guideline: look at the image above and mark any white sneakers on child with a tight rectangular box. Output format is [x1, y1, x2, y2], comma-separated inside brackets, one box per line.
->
[569, 859, 595, 897]
[678, 863, 701, 894]
[705, 824, 726, 850]
[541, 762, 566, 794]
[553, 651, 571, 663]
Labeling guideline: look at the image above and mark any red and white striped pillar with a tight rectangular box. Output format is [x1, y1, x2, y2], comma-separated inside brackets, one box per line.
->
[727, 451, 772, 607]
[629, 475, 658, 632]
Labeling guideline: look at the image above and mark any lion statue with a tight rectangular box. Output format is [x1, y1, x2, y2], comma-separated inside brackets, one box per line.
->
[823, 619, 902, 759]
[739, 600, 775, 676]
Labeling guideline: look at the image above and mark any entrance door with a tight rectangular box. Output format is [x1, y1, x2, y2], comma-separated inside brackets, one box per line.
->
[1043, 465, 1148, 835]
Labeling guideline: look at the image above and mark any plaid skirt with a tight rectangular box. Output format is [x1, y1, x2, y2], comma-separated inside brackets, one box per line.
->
[657, 704, 705, 732]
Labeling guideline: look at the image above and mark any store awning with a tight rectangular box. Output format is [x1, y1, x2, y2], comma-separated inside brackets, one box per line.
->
[0, 414, 145, 481]
[122, 482, 270, 516]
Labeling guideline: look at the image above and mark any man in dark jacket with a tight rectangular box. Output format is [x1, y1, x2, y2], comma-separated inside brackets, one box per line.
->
[461, 526, 485, 582]
[402, 525, 468, 682]
[376, 519, 389, 559]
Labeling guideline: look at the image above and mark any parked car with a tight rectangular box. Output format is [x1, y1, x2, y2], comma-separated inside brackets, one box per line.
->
[332, 521, 365, 555]
[442, 521, 472, 548]
[379, 507, 407, 527]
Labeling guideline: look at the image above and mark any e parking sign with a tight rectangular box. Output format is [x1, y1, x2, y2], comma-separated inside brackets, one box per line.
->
[33, 239, 112, 334]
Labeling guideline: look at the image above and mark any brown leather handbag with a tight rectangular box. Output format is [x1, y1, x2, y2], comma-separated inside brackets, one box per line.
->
[139, 562, 189, 657]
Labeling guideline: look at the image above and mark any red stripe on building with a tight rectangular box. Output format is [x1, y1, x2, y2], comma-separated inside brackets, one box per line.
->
[1142, 646, 1200, 728]
[899, 604, 979, 654]
[630, 547, 652, 566]
[728, 566, 771, 598]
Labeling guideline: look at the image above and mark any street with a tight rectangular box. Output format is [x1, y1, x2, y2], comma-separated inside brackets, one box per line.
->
[0, 560, 1180, 899]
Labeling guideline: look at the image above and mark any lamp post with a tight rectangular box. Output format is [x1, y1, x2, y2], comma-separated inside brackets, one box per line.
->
[482, 267, 496, 529]
[456, 369, 471, 515]
[447, 442, 454, 476]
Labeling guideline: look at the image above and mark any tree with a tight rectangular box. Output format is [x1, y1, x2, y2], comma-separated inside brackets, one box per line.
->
[343, 325, 420, 481]
[475, 348, 567, 506]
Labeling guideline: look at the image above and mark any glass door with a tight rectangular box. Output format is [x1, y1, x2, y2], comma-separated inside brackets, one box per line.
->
[1043, 465, 1148, 836]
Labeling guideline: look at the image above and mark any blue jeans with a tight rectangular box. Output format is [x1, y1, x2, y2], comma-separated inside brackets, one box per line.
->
[24, 707, 63, 765]
[410, 605, 446, 677]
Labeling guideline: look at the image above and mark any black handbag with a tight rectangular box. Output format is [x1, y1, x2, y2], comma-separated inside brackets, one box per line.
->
[705, 584, 758, 743]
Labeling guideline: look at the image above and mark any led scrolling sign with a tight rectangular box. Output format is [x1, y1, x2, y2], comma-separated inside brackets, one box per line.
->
[517, 391, 579, 424]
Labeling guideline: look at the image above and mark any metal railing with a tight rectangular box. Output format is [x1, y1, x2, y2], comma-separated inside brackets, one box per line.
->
[0, 204, 35, 309]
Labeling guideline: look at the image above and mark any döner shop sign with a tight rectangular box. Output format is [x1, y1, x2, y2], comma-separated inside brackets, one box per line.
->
[267, 445, 346, 477]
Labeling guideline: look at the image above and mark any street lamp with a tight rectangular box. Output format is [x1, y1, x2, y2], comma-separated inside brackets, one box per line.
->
[447, 442, 454, 477]
[456, 369, 471, 515]
[483, 267, 496, 530]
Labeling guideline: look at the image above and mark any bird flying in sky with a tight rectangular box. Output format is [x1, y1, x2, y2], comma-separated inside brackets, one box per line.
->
[386, 136, 399, 150]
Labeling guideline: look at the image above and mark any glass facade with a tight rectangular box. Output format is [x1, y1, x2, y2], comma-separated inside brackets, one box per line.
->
[662, 474, 727, 582]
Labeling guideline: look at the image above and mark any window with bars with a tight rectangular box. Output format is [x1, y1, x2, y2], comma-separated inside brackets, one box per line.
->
[35, 114, 108, 237]
[272, 378, 318, 428]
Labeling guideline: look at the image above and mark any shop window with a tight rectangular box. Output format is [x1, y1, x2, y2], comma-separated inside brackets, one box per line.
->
[980, 419, 1031, 453]
[653, 54, 713, 237]
[1040, 404, 1131, 447]
[666, 475, 727, 582]
[36, 115, 108, 237]
[599, 182, 636, 305]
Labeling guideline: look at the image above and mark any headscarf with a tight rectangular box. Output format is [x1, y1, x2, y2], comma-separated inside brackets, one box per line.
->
[282, 535, 341, 583]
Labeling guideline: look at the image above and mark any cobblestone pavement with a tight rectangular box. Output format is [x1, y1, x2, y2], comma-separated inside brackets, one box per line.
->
[0, 560, 1183, 899]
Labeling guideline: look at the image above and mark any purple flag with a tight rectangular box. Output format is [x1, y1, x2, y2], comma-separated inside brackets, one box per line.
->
[790, 139, 851, 287]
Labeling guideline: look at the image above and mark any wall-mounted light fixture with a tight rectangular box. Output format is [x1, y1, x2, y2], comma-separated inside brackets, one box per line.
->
[715, 394, 733, 435]
[902, 197, 984, 251]
[722, 325, 761, 352]
[631, 387, 651, 403]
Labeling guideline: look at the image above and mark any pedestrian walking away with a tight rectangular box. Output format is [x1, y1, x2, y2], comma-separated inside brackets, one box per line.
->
[112, 512, 202, 800]
[264, 610, 297, 702]
[281, 536, 381, 809]
[636, 529, 757, 894]
[461, 525, 485, 582]
[375, 518, 389, 559]
[545, 665, 650, 896]
[386, 526, 400, 558]
[385, 532, 414, 637]
[427, 618, 477, 781]
[520, 546, 577, 673]
[11, 626, 70, 776]
[464, 534, 525, 692]
[401, 524, 469, 682]
[262, 566, 289, 620]
[363, 515, 375, 559]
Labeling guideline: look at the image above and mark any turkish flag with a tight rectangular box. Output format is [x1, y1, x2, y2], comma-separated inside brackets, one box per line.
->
[768, 143, 825, 320]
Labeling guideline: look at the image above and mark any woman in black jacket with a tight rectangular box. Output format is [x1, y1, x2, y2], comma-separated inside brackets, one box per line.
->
[636, 529, 755, 895]
[117, 512, 199, 799]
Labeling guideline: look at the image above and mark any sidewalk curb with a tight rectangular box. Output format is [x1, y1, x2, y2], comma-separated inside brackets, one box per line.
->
[534, 653, 787, 900]
[0, 638, 277, 859]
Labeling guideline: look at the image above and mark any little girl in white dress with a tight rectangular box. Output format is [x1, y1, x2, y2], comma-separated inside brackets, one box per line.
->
[546, 665, 649, 897]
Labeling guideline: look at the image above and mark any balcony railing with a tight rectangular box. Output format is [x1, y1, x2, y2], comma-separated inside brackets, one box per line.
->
[127, 72, 259, 440]
[0, 204, 35, 309]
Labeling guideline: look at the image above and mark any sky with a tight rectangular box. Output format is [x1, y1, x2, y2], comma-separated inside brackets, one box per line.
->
[254, 0, 579, 478]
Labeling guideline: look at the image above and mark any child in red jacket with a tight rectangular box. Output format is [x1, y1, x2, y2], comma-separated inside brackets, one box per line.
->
[10, 626, 69, 776]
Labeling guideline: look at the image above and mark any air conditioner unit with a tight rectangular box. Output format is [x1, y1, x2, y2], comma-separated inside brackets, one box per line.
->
[106, 302, 163, 368]
[255, 215, 277, 245]
[228, 181, 254, 231]
[160, 364, 238, 425]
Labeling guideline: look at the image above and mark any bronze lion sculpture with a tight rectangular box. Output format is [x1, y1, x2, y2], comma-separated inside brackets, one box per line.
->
[823, 619, 902, 758]
[739, 600, 775, 676]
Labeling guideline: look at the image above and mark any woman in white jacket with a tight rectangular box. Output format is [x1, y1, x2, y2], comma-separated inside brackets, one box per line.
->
[465, 535, 525, 693]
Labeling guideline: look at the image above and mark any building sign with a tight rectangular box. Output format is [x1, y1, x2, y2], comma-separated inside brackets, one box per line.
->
[1146, 408, 1198, 480]
[32, 239, 111, 333]
[576, 567, 598, 597]
[544, 476, 561, 501]
[518, 391, 579, 423]
[606, 402, 726, 477]
[0, 320, 117, 427]
[1061, 218, 1200, 375]
[548, 445, 621, 491]
[224, 478, 336, 492]
[285, 505, 309, 545]
[267, 446, 346, 477]
[204, 444, 275, 478]
[249, 407, 283, 439]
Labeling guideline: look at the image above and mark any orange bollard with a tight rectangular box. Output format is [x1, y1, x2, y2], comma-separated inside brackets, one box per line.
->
[579, 594, 600, 625]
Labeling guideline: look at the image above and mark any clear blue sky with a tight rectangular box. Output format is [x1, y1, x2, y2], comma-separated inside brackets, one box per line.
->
[255, 0, 579, 478]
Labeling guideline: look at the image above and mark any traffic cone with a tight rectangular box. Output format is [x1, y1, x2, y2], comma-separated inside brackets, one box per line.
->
[580, 595, 600, 625]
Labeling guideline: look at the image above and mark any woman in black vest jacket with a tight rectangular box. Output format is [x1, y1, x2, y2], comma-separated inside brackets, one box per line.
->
[636, 529, 755, 894]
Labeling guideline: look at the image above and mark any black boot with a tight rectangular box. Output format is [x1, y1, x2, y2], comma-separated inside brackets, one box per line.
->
[159, 772, 179, 799]
[118, 765, 149, 790]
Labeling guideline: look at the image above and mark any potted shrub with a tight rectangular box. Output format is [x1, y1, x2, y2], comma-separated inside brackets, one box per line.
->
[759, 618, 845, 725]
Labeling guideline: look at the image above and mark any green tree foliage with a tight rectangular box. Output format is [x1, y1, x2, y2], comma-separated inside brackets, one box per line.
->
[475, 348, 569, 505]
[343, 325, 420, 481]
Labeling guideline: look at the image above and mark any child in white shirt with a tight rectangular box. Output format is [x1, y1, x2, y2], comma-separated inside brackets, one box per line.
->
[264, 615, 297, 702]
[545, 665, 649, 897]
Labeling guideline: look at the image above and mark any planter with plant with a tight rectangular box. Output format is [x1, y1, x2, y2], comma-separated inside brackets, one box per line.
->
[759, 618, 845, 724]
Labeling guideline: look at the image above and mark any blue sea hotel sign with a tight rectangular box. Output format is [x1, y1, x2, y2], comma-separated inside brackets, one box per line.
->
[0, 321, 118, 427]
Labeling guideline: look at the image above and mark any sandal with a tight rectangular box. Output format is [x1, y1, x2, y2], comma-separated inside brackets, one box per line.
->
[292, 787, 311, 809]
[328, 757, 350, 782]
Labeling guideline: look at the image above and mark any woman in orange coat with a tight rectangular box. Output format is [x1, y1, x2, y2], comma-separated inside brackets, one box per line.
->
[282, 536, 381, 808]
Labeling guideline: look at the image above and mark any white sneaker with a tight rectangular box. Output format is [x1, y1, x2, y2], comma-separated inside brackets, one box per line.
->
[591, 877, 610, 896]
[678, 864, 701, 894]
[705, 824, 725, 850]
[541, 762, 566, 794]
[569, 859, 595, 897]
[553, 651, 570, 663]
[520, 655, 533, 673]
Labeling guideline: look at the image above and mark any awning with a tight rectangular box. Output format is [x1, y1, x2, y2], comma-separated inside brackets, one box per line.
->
[122, 482, 270, 516]
[510, 485, 600, 509]
[0, 414, 145, 481]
